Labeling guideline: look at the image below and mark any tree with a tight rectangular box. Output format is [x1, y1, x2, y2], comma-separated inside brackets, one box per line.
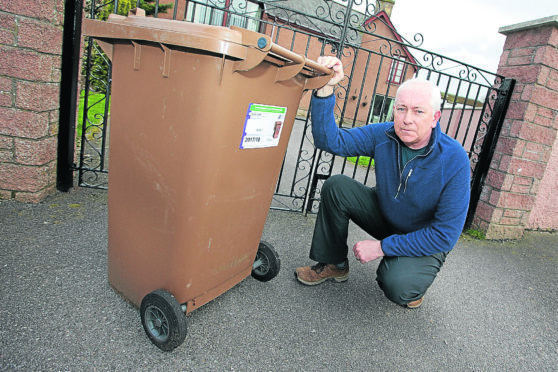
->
[98, 0, 173, 20]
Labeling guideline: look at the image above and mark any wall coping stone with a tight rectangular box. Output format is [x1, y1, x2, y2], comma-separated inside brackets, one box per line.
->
[499, 15, 558, 35]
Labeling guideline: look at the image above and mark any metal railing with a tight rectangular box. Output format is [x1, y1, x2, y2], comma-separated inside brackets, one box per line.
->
[60, 0, 514, 226]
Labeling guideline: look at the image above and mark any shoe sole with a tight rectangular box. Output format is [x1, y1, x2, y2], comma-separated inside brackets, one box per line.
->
[406, 298, 424, 308]
[294, 272, 349, 286]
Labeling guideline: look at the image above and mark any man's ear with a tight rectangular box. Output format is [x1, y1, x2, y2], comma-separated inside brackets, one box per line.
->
[432, 110, 441, 127]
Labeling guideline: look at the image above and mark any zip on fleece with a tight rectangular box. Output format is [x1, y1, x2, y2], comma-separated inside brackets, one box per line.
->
[404, 168, 413, 192]
[387, 130, 434, 200]
[395, 166, 413, 199]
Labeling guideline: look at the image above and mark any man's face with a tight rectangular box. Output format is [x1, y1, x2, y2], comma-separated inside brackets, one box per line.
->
[393, 82, 441, 149]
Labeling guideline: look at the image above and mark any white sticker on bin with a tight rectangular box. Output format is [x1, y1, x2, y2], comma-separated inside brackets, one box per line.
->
[240, 103, 287, 149]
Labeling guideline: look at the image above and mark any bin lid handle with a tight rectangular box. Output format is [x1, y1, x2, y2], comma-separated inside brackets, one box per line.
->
[128, 7, 146, 17]
[233, 47, 268, 72]
[303, 72, 334, 91]
[231, 26, 271, 72]
[271, 44, 305, 83]
[231, 26, 333, 88]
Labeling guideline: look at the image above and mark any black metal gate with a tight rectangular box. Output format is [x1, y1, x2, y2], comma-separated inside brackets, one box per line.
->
[59, 0, 514, 227]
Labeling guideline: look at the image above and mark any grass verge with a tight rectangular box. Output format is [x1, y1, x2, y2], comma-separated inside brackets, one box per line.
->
[346, 156, 374, 168]
[76, 91, 110, 140]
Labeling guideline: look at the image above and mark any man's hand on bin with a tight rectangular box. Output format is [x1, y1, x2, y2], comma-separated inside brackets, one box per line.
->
[315, 56, 344, 97]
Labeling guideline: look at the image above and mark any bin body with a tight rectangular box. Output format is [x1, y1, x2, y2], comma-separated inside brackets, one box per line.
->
[84, 15, 330, 312]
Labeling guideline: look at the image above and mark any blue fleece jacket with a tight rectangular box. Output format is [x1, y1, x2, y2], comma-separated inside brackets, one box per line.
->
[311, 94, 471, 257]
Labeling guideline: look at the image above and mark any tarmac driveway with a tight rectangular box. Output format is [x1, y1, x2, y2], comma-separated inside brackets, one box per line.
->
[1, 187, 556, 371]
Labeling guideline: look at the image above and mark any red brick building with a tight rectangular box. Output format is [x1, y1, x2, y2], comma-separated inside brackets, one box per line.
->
[159, 0, 416, 124]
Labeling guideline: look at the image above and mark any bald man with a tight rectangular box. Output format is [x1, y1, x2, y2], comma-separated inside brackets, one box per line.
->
[295, 56, 470, 308]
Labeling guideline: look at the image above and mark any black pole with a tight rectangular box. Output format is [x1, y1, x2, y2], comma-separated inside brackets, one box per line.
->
[57, 0, 84, 191]
[337, 0, 354, 58]
[465, 78, 516, 229]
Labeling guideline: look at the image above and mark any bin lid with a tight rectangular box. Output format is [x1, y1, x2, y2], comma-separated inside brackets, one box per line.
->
[83, 13, 252, 59]
[83, 10, 333, 89]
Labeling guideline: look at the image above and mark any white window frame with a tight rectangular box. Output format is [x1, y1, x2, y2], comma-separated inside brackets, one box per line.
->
[186, 0, 261, 31]
[388, 56, 406, 84]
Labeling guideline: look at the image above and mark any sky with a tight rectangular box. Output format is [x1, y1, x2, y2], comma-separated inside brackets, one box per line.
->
[386, 0, 558, 74]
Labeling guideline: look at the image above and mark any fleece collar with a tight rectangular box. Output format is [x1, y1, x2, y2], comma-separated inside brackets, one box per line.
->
[385, 121, 442, 154]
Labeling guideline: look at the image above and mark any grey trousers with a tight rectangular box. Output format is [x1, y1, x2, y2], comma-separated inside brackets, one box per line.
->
[309, 174, 447, 306]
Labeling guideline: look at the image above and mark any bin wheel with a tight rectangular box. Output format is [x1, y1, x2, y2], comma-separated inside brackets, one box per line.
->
[251, 241, 281, 282]
[140, 289, 187, 351]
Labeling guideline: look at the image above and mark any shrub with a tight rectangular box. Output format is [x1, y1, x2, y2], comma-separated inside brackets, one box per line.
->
[83, 0, 173, 94]
[466, 229, 486, 240]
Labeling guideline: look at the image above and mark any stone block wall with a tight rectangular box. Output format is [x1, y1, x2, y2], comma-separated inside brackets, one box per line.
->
[470, 16, 558, 239]
[0, 0, 64, 202]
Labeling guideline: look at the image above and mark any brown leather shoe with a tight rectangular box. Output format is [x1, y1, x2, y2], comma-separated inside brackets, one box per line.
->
[295, 262, 349, 285]
[407, 298, 424, 309]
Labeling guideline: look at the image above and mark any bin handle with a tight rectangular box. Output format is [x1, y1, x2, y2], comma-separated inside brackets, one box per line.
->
[305, 58, 334, 78]
[128, 7, 146, 17]
[231, 26, 271, 72]
[301, 57, 334, 90]
[233, 46, 268, 72]
[230, 26, 333, 90]
[268, 43, 334, 88]
[270, 43, 305, 83]
[303, 72, 334, 91]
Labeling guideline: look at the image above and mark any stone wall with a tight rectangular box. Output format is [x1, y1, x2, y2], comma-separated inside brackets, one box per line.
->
[0, 0, 64, 202]
[470, 16, 558, 239]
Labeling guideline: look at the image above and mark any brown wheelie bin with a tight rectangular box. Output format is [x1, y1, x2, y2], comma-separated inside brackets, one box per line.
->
[82, 9, 331, 351]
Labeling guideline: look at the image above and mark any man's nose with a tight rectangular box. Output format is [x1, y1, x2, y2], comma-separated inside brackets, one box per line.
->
[402, 110, 414, 123]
